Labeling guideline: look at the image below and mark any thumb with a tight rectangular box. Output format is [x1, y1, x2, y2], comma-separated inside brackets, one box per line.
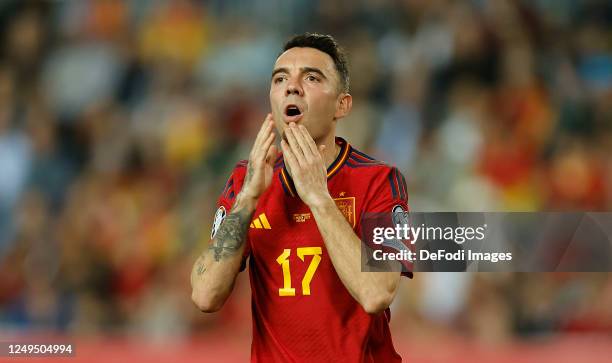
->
[265, 144, 278, 165]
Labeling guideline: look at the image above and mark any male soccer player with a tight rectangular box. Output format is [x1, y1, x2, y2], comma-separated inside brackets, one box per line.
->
[191, 33, 411, 362]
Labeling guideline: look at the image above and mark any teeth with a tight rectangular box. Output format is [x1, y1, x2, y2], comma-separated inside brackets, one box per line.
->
[286, 106, 300, 116]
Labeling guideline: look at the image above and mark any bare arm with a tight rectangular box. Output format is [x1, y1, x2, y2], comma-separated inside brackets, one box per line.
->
[190, 195, 255, 312]
[191, 115, 277, 312]
[281, 123, 400, 314]
[309, 199, 400, 314]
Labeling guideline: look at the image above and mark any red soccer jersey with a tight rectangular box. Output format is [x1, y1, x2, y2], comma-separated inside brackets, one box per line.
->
[214, 137, 411, 362]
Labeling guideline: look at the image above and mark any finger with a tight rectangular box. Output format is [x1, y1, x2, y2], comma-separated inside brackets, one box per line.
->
[291, 124, 315, 161]
[253, 114, 273, 150]
[254, 114, 271, 144]
[298, 125, 320, 157]
[255, 130, 276, 162]
[285, 124, 305, 165]
[280, 139, 299, 173]
[262, 129, 276, 155]
[265, 144, 278, 166]
[253, 124, 274, 163]
[260, 116, 275, 147]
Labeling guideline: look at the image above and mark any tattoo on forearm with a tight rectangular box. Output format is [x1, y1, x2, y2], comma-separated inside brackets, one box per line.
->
[196, 261, 207, 275]
[210, 208, 250, 262]
[245, 162, 254, 184]
[191, 255, 207, 286]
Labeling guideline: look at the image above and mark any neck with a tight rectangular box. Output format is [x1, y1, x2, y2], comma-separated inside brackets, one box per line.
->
[318, 134, 340, 169]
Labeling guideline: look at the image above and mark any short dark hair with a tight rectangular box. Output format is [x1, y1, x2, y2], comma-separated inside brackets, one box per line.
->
[282, 33, 350, 93]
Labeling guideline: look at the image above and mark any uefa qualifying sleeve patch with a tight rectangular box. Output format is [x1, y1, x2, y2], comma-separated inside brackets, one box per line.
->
[392, 204, 409, 226]
[383, 204, 411, 252]
[211, 206, 227, 239]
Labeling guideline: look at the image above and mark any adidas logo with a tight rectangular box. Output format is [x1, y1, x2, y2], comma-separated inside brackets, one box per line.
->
[250, 213, 271, 229]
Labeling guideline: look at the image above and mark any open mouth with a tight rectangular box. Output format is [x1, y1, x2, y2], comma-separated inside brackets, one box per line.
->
[285, 104, 302, 118]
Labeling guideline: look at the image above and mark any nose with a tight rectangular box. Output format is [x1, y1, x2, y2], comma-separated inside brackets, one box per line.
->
[285, 78, 303, 96]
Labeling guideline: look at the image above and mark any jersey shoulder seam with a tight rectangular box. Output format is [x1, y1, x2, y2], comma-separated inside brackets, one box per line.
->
[347, 148, 389, 169]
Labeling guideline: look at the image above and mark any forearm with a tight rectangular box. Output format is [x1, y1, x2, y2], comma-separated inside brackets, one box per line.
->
[191, 194, 256, 312]
[279, 123, 400, 313]
[310, 198, 400, 314]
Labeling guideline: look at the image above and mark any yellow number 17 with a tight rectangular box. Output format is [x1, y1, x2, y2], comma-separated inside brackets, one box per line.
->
[275, 247, 322, 297]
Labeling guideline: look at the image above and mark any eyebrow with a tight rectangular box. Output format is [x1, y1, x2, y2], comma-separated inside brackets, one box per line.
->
[271, 66, 328, 80]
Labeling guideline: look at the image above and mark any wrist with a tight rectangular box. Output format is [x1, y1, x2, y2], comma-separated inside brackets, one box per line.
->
[307, 194, 335, 213]
[233, 192, 258, 213]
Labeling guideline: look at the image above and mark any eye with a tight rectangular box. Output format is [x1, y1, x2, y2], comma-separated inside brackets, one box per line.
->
[306, 74, 319, 82]
[273, 76, 286, 84]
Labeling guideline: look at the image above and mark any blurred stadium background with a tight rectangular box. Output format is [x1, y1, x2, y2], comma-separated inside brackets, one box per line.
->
[0, 0, 611, 362]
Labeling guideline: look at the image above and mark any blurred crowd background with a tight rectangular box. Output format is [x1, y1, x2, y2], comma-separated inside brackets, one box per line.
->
[0, 0, 611, 361]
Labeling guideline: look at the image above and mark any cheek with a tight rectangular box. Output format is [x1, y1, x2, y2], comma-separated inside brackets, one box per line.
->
[311, 95, 337, 117]
[270, 95, 283, 119]
[270, 88, 281, 106]
[308, 90, 334, 110]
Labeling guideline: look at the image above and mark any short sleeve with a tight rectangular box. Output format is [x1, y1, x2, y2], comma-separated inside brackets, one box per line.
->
[359, 167, 413, 278]
[362, 167, 409, 214]
[210, 160, 251, 271]
[215, 160, 248, 212]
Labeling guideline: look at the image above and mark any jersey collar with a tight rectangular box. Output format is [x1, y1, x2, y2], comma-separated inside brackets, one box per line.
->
[279, 137, 351, 197]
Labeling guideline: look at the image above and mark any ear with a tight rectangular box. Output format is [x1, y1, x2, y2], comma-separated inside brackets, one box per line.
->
[333, 93, 352, 120]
